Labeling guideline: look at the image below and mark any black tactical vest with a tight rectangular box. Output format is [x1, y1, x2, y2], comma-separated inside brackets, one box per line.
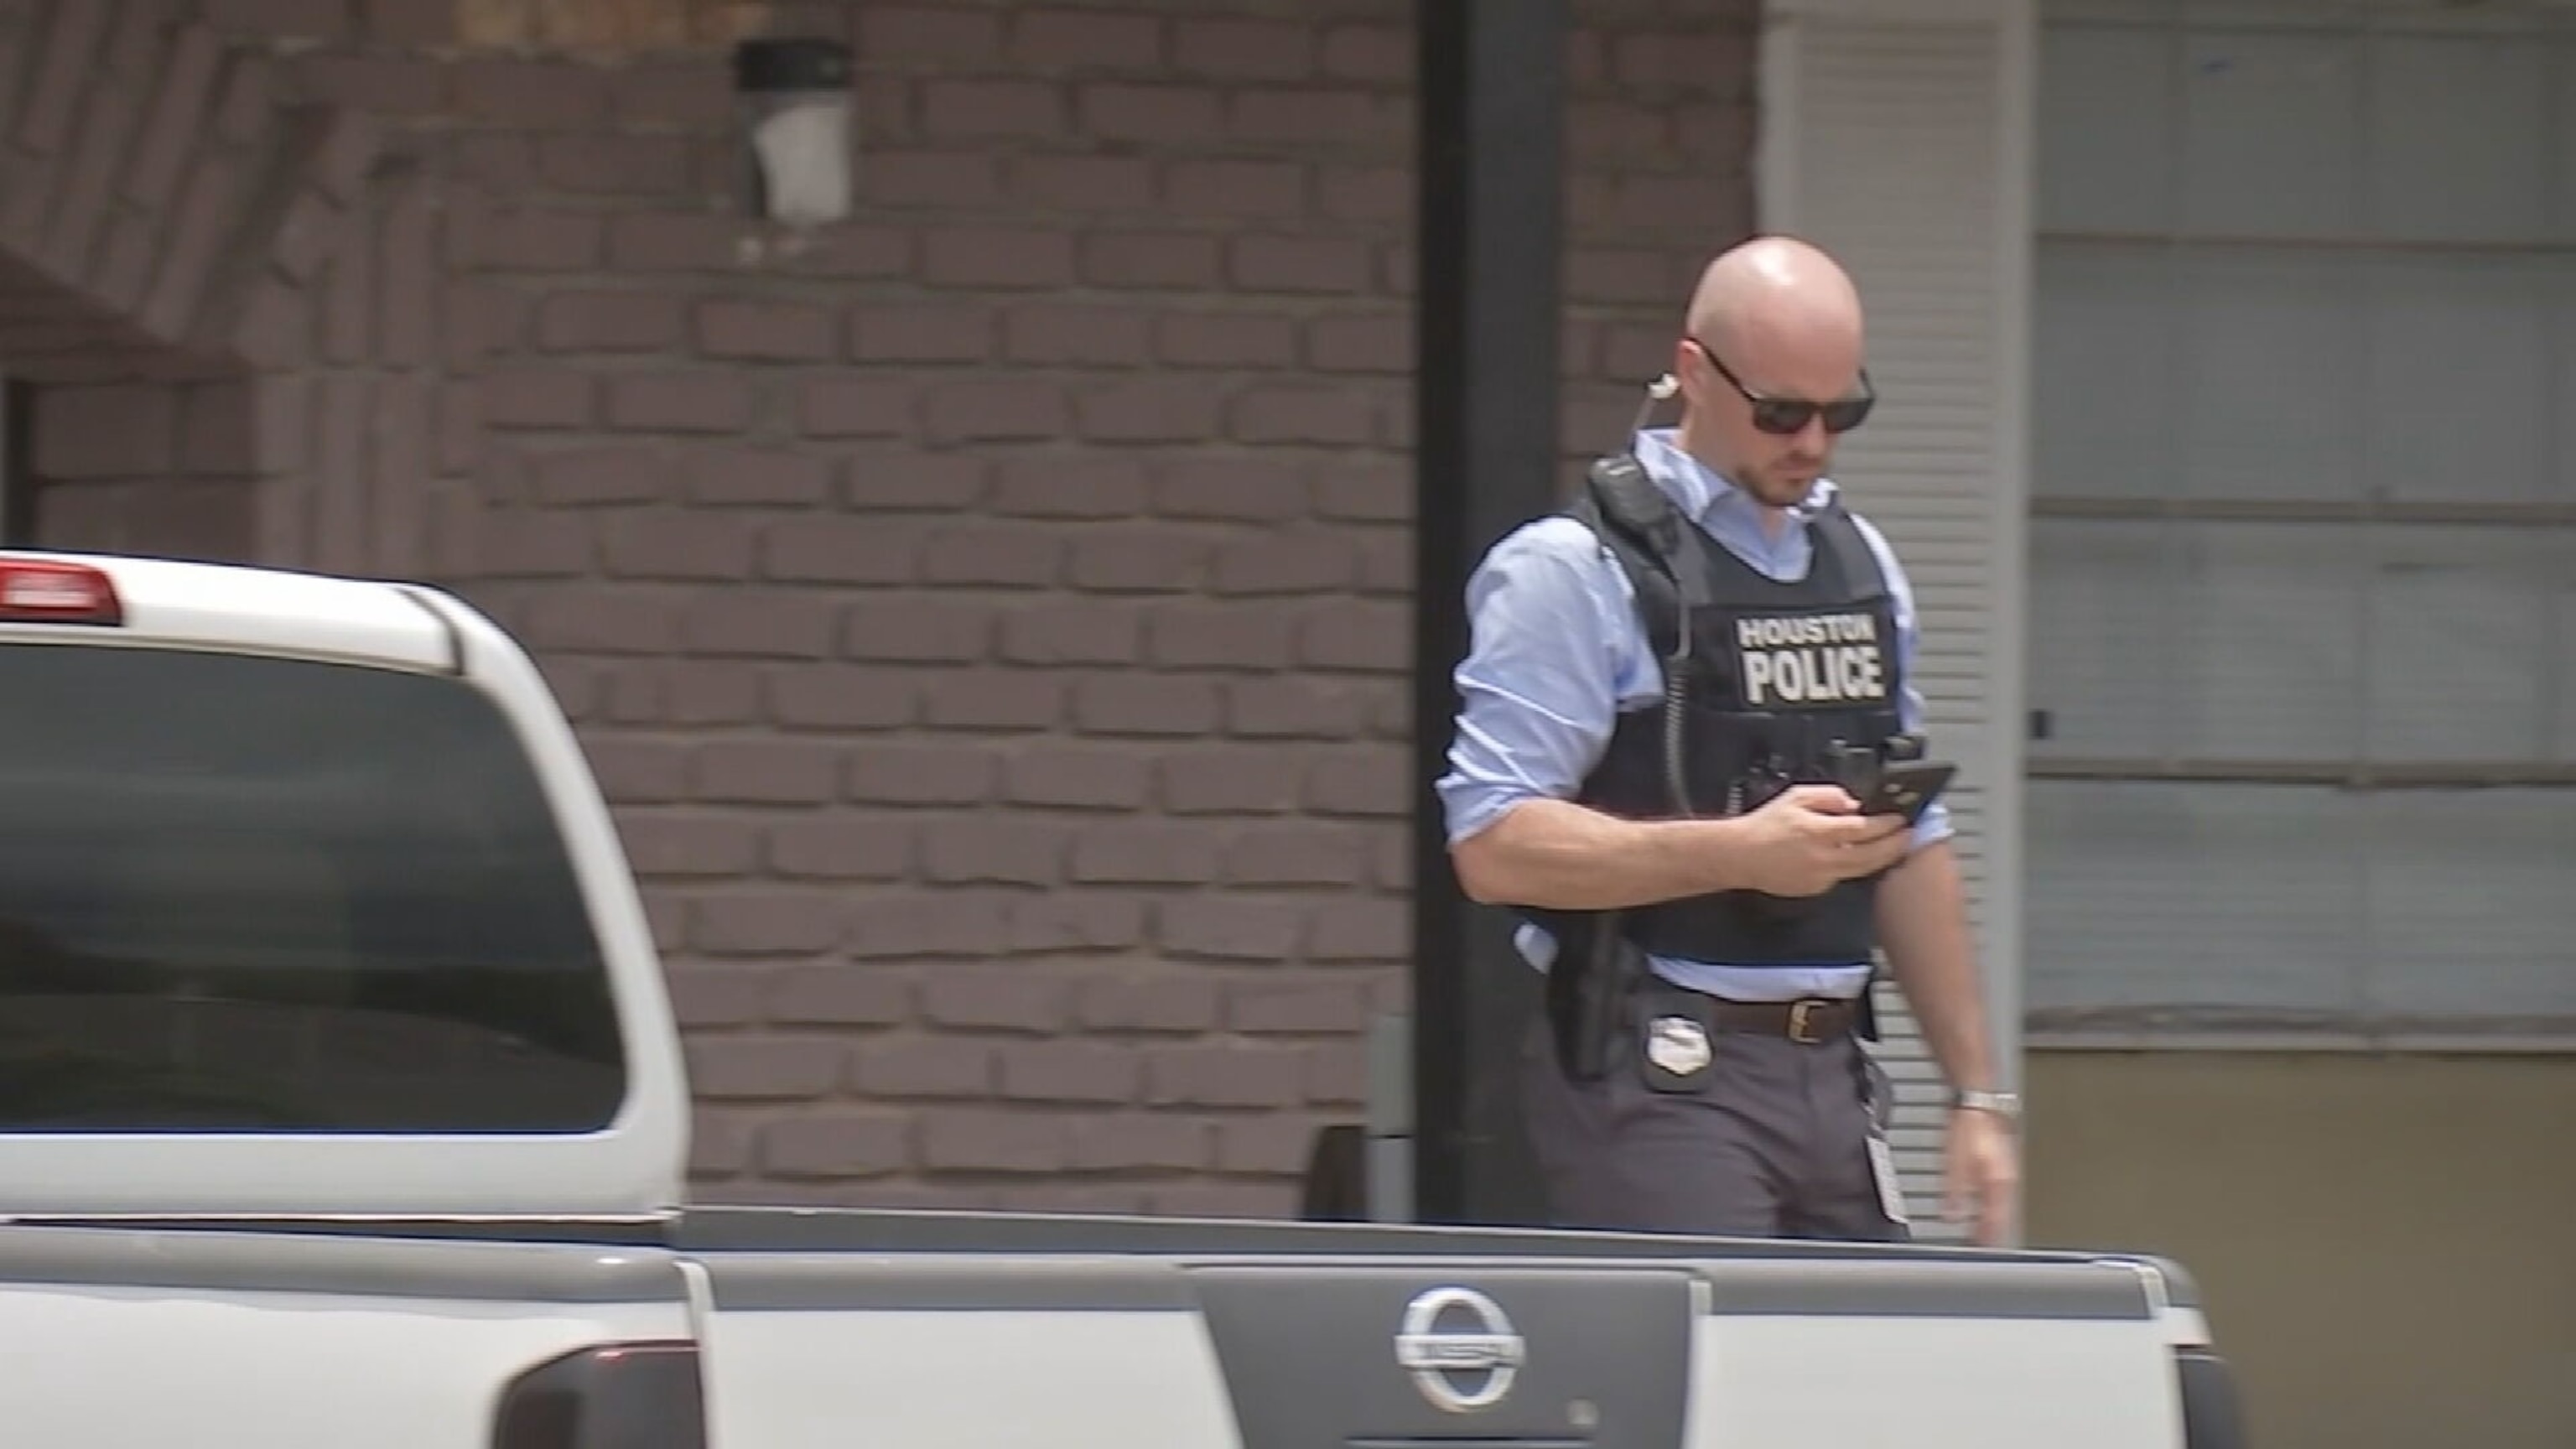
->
[1523, 453, 1913, 973]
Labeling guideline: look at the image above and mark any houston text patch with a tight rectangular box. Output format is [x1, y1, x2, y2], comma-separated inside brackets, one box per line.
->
[1731, 611, 1889, 709]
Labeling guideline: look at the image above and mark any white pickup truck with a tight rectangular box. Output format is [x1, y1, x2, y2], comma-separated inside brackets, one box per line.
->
[0, 548, 2244, 1449]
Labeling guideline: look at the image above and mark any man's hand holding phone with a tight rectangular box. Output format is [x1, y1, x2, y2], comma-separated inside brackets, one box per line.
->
[1731, 783, 1914, 898]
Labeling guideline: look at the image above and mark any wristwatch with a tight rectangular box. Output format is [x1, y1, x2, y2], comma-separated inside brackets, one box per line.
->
[1950, 1088, 2022, 1121]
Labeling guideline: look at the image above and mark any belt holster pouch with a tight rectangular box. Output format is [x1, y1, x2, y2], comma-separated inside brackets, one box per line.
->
[1545, 912, 1634, 1083]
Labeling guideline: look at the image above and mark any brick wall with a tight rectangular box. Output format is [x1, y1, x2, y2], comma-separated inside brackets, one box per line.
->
[0, 0, 1753, 1217]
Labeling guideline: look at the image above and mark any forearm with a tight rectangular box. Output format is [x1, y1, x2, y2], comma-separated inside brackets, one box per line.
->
[1452, 797, 1751, 911]
[1873, 839, 1999, 1092]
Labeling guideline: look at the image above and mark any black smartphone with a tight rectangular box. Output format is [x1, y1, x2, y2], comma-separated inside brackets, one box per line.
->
[1858, 761, 1955, 823]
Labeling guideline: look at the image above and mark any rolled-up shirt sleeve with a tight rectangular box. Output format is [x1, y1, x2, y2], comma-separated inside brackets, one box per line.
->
[1435, 518, 1631, 847]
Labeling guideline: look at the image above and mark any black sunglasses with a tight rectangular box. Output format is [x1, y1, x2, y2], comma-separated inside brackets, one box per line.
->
[1689, 340, 1876, 436]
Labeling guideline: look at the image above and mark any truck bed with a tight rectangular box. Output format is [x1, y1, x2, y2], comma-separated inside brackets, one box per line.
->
[3, 1198, 2205, 1278]
[0, 1206, 2230, 1449]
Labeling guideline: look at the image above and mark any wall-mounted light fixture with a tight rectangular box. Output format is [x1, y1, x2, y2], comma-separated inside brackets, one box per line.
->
[732, 37, 855, 228]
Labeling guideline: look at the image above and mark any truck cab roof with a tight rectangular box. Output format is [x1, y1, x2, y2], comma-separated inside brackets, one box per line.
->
[0, 550, 692, 1222]
[0, 549, 463, 673]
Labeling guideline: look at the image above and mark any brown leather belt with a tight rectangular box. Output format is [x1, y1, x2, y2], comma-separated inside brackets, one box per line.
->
[1706, 995, 1861, 1045]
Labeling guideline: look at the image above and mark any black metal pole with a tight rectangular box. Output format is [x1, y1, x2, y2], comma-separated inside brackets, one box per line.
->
[1411, 0, 1565, 1227]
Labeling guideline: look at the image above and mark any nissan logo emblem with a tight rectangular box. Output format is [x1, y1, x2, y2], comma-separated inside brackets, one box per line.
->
[1394, 1285, 1526, 1412]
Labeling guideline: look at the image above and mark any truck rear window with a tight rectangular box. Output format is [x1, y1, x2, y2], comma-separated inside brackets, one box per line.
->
[0, 641, 626, 1133]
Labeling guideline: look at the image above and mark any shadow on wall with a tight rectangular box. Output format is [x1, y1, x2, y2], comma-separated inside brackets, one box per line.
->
[0, 252, 269, 562]
[2023, 1050, 2576, 1449]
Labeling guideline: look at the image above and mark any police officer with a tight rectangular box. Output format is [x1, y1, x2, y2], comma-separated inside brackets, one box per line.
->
[1436, 235, 2020, 1244]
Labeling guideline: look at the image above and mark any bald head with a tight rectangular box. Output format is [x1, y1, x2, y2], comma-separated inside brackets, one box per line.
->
[1670, 235, 1872, 510]
[1685, 235, 1865, 366]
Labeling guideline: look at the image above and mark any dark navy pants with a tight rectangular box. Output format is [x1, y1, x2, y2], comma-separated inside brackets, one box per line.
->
[1517, 986, 1911, 1241]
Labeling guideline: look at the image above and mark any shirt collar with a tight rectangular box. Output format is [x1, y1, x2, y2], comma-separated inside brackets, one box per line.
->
[1629, 426, 1839, 527]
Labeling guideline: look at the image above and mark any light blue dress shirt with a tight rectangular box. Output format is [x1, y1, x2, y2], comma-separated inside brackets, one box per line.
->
[1435, 427, 1955, 1003]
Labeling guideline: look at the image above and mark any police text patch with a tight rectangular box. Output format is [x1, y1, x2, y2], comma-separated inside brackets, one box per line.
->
[1731, 610, 1890, 709]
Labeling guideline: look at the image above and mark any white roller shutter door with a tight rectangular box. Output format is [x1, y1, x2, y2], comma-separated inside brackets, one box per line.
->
[1755, 0, 2034, 1240]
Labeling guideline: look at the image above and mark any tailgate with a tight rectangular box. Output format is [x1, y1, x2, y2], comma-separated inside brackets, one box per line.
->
[1685, 1257, 2186, 1446]
[682, 1250, 2183, 1449]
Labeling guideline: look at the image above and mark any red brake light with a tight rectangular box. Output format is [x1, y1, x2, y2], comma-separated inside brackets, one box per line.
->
[0, 560, 122, 625]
